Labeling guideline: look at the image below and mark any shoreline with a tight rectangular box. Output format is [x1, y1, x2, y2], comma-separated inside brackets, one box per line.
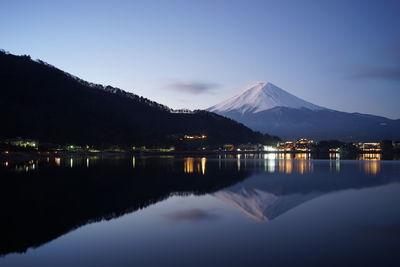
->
[0, 150, 397, 164]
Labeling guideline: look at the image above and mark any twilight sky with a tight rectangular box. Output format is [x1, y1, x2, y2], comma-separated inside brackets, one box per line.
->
[1, 0, 400, 118]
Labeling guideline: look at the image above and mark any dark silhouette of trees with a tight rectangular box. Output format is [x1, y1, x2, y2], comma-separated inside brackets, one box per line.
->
[0, 50, 278, 148]
[0, 158, 251, 255]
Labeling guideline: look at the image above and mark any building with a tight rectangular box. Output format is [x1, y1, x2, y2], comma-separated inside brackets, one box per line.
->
[295, 139, 314, 152]
[237, 143, 263, 152]
[354, 142, 382, 152]
[278, 141, 295, 152]
[5, 137, 38, 149]
[222, 144, 235, 151]
[183, 134, 207, 140]
[263, 145, 278, 152]
[278, 139, 314, 152]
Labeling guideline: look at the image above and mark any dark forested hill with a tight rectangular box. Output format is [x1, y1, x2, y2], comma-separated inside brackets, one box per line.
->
[0, 157, 251, 255]
[0, 51, 278, 147]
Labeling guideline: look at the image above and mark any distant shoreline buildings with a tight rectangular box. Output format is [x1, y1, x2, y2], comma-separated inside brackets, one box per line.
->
[0, 136, 399, 154]
[4, 137, 39, 149]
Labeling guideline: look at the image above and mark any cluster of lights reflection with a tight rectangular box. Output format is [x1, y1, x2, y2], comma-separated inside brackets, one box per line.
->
[0, 153, 384, 175]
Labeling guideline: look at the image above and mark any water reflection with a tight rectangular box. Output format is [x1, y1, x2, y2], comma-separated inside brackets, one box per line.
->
[214, 161, 399, 222]
[184, 157, 207, 175]
[201, 157, 206, 175]
[362, 161, 380, 175]
[358, 153, 381, 175]
[216, 153, 315, 175]
[329, 153, 341, 172]
[296, 159, 313, 174]
[0, 154, 313, 174]
[0, 157, 249, 256]
[7, 160, 40, 173]
[184, 157, 194, 173]
[329, 152, 340, 160]
[294, 153, 311, 160]
[0, 153, 389, 177]
[329, 160, 341, 172]
[279, 157, 293, 174]
[263, 153, 276, 173]
[0, 155, 399, 262]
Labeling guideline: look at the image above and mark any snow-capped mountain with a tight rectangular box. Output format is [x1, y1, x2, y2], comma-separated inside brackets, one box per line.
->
[208, 81, 324, 114]
[207, 81, 400, 141]
[212, 167, 400, 222]
[214, 188, 319, 222]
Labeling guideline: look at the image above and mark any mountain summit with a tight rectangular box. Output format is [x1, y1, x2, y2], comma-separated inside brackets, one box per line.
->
[208, 81, 324, 114]
[208, 82, 400, 141]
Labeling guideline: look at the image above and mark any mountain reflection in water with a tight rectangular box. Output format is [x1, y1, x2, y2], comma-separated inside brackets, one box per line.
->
[213, 153, 396, 222]
[0, 154, 398, 260]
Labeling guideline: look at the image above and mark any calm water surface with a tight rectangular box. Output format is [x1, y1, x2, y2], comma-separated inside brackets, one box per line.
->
[0, 154, 399, 267]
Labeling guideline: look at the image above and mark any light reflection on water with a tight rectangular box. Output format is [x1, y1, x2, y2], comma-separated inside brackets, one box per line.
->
[184, 157, 194, 173]
[358, 154, 382, 175]
[180, 153, 385, 176]
[264, 153, 276, 173]
[183, 157, 207, 175]
[0, 153, 389, 176]
[362, 161, 380, 175]
[182, 154, 310, 175]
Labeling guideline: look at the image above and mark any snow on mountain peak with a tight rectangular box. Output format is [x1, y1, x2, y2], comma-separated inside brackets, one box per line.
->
[208, 81, 325, 114]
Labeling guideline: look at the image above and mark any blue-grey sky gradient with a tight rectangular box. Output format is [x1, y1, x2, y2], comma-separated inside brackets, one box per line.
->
[1, 0, 399, 118]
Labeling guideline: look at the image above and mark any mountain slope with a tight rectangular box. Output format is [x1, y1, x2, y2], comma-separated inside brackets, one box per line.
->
[208, 82, 400, 141]
[0, 51, 277, 147]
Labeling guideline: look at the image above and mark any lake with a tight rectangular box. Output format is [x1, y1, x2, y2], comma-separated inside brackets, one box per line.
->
[0, 153, 399, 267]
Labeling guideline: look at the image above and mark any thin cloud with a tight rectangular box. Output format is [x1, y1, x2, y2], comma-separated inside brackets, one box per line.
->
[163, 208, 220, 222]
[165, 81, 219, 94]
[348, 43, 400, 82]
[384, 42, 400, 60]
[349, 66, 400, 81]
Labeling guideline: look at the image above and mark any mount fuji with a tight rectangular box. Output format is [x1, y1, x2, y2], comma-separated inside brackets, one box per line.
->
[212, 167, 400, 222]
[208, 82, 400, 141]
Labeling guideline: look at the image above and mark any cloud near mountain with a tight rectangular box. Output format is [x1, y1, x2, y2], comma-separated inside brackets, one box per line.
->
[163, 208, 220, 222]
[165, 80, 219, 94]
[349, 65, 400, 81]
